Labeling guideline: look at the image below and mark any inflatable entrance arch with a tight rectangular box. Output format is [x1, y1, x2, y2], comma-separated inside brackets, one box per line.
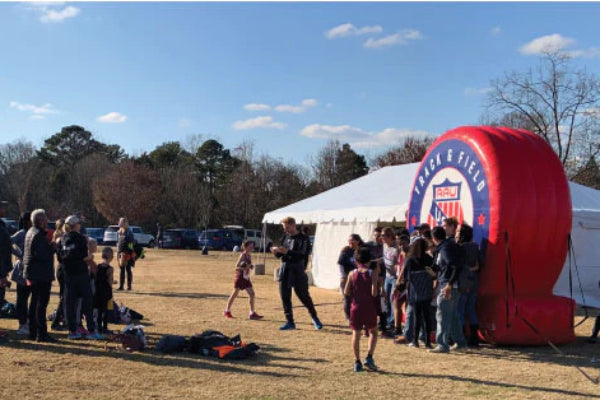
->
[407, 126, 575, 345]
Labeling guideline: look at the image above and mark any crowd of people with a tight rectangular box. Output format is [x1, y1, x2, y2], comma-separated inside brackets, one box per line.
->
[337, 217, 482, 370]
[0, 201, 137, 342]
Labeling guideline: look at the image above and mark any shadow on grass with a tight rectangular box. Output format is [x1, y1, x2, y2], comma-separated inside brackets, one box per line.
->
[3, 335, 301, 378]
[401, 372, 600, 398]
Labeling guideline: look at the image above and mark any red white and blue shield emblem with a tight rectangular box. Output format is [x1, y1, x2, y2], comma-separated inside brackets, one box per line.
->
[428, 178, 464, 227]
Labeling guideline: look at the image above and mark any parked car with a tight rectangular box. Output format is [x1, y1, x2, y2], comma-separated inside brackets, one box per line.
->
[198, 229, 243, 251]
[86, 227, 105, 245]
[222, 225, 273, 251]
[162, 229, 199, 249]
[103, 225, 155, 248]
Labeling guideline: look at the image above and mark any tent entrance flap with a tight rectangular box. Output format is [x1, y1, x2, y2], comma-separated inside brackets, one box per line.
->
[312, 221, 376, 290]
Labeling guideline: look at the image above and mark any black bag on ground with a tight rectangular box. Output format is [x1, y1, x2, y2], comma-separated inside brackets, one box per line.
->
[155, 335, 187, 353]
[187, 330, 259, 359]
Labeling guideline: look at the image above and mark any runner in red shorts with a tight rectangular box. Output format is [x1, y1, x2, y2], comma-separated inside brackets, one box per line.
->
[345, 246, 380, 372]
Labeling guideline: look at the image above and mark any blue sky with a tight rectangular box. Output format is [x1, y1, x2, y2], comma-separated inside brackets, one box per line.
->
[2, 2, 600, 164]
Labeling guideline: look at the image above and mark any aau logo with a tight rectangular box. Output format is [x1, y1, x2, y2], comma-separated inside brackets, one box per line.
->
[408, 139, 490, 249]
[429, 179, 464, 227]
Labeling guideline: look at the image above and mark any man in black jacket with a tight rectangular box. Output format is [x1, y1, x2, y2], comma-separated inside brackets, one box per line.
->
[23, 209, 57, 342]
[60, 215, 103, 340]
[272, 216, 322, 331]
[429, 226, 467, 353]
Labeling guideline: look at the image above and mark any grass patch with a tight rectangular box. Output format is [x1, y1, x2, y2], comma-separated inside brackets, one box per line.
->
[1, 248, 600, 399]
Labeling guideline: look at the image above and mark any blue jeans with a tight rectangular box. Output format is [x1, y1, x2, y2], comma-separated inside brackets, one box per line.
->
[383, 276, 396, 327]
[436, 288, 466, 350]
[457, 290, 478, 327]
[384, 276, 397, 327]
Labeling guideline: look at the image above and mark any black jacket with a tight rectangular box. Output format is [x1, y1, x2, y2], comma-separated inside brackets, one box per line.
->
[276, 232, 311, 285]
[432, 238, 460, 287]
[0, 219, 11, 278]
[59, 231, 89, 276]
[23, 227, 55, 282]
[118, 229, 134, 255]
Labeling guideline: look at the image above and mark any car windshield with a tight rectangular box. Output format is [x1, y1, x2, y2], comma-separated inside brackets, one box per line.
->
[106, 226, 118, 232]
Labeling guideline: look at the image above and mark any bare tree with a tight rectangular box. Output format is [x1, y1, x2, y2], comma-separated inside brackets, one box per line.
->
[0, 140, 39, 213]
[157, 165, 211, 228]
[487, 50, 600, 173]
[371, 136, 434, 169]
[92, 160, 161, 225]
[311, 140, 368, 191]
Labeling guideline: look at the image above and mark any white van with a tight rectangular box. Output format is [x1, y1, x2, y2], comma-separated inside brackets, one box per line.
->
[223, 225, 272, 251]
[103, 225, 155, 248]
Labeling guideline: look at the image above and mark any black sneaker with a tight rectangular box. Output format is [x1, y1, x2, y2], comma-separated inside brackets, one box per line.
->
[353, 361, 363, 372]
[364, 356, 378, 371]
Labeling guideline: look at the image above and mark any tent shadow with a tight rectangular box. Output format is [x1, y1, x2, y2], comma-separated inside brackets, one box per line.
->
[401, 372, 600, 398]
[469, 339, 600, 379]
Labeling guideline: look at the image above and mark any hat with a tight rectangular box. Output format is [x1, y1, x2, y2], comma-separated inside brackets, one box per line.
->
[65, 215, 80, 226]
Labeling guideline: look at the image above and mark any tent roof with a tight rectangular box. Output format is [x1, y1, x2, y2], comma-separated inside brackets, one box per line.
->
[570, 181, 600, 212]
[263, 163, 600, 225]
[262, 163, 420, 224]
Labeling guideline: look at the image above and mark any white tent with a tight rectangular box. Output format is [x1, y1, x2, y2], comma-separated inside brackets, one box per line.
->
[554, 182, 600, 309]
[263, 164, 600, 306]
[262, 163, 420, 289]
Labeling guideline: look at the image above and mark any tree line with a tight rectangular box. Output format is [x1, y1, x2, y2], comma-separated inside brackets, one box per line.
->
[0, 125, 430, 233]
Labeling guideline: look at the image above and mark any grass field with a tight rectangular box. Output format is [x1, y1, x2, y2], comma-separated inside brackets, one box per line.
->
[1, 248, 600, 399]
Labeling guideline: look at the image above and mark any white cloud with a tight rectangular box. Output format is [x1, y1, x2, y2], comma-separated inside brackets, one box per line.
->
[464, 87, 492, 96]
[39, 5, 80, 23]
[300, 124, 430, 148]
[567, 47, 600, 59]
[274, 98, 318, 114]
[519, 34, 575, 55]
[518, 34, 600, 59]
[9, 101, 58, 117]
[97, 112, 127, 123]
[325, 23, 383, 39]
[364, 30, 423, 49]
[243, 103, 271, 111]
[232, 116, 287, 130]
[491, 26, 501, 36]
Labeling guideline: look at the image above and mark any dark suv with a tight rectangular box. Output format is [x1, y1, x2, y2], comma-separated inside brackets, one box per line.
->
[162, 229, 199, 249]
[198, 229, 243, 251]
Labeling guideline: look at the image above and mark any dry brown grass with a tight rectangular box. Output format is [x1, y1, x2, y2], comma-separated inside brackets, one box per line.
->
[1, 248, 600, 399]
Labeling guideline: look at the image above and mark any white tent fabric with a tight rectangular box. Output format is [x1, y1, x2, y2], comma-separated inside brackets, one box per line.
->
[262, 164, 420, 290]
[554, 182, 600, 309]
[262, 163, 420, 224]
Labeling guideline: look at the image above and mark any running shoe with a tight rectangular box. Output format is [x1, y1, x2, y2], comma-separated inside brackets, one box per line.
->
[249, 312, 264, 320]
[312, 318, 323, 330]
[279, 322, 296, 330]
[364, 356, 378, 371]
[354, 361, 363, 372]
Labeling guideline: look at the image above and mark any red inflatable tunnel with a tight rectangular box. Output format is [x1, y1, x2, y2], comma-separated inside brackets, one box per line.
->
[407, 126, 575, 345]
